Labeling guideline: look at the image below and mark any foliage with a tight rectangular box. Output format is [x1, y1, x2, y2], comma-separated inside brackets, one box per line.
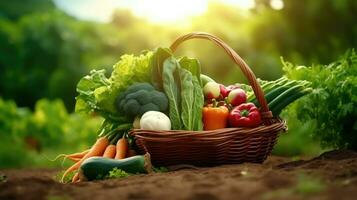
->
[272, 106, 323, 157]
[75, 52, 154, 119]
[0, 10, 123, 111]
[105, 168, 130, 179]
[283, 49, 357, 150]
[0, 98, 101, 168]
[0, 0, 55, 20]
[75, 69, 111, 116]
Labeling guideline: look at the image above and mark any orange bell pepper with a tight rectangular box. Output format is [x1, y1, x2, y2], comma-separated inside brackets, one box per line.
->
[202, 105, 229, 130]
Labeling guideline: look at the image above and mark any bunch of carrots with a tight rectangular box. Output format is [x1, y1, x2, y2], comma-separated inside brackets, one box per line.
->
[57, 123, 135, 183]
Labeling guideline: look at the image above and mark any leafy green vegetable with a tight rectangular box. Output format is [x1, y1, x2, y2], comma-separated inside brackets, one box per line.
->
[156, 55, 204, 131]
[282, 49, 357, 150]
[192, 76, 204, 131]
[151, 47, 173, 91]
[104, 52, 154, 113]
[179, 69, 194, 130]
[75, 52, 154, 119]
[179, 56, 202, 86]
[74, 52, 155, 138]
[162, 57, 182, 130]
[179, 57, 204, 130]
[179, 67, 204, 131]
[75, 69, 110, 114]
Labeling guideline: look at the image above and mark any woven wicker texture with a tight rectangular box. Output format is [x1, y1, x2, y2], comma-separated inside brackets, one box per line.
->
[130, 32, 287, 166]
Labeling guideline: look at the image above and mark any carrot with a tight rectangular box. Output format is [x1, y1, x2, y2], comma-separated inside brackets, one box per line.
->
[115, 137, 128, 159]
[67, 157, 81, 162]
[103, 144, 116, 158]
[51, 149, 89, 162]
[72, 172, 80, 183]
[61, 137, 109, 183]
[67, 149, 90, 158]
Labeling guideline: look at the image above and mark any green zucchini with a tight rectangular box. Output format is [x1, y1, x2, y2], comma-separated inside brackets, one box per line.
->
[79, 153, 153, 181]
[271, 88, 312, 116]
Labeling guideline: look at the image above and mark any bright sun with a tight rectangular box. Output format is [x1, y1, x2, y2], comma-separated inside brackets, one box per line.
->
[55, 0, 259, 24]
[120, 0, 256, 24]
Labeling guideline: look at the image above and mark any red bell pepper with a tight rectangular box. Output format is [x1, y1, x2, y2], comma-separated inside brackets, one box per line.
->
[229, 103, 262, 127]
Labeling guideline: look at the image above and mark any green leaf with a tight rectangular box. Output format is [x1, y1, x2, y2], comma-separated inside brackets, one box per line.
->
[179, 56, 202, 86]
[179, 68, 194, 130]
[75, 69, 110, 114]
[151, 47, 173, 91]
[97, 52, 154, 115]
[192, 76, 204, 131]
[105, 168, 130, 179]
[162, 57, 182, 130]
[75, 51, 154, 120]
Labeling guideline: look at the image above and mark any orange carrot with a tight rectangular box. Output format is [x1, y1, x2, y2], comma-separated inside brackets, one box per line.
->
[115, 137, 128, 159]
[67, 157, 81, 162]
[51, 149, 89, 162]
[72, 172, 80, 183]
[67, 149, 90, 158]
[61, 137, 109, 183]
[103, 144, 116, 158]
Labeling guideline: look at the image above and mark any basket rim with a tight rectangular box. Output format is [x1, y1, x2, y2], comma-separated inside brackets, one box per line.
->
[130, 118, 287, 139]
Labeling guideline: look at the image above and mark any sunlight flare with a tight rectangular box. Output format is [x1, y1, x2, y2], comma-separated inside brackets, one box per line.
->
[55, 0, 257, 23]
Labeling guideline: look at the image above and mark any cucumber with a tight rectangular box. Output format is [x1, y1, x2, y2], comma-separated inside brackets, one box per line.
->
[252, 81, 299, 106]
[261, 77, 289, 91]
[248, 77, 290, 102]
[268, 84, 304, 111]
[79, 153, 153, 181]
[271, 88, 312, 116]
[200, 74, 215, 86]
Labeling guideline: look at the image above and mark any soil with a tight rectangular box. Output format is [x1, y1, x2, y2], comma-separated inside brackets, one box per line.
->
[1, 150, 357, 200]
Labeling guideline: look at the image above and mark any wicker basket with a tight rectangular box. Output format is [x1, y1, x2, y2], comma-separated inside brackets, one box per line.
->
[130, 32, 287, 166]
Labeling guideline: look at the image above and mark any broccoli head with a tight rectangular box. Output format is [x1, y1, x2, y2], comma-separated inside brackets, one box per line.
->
[116, 83, 168, 117]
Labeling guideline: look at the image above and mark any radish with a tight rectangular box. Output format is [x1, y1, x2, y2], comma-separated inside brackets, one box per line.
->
[203, 82, 220, 99]
[227, 88, 247, 106]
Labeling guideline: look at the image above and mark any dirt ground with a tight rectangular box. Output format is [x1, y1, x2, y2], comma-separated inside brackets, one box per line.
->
[1, 150, 357, 200]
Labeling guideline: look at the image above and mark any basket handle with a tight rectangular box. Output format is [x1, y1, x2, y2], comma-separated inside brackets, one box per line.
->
[170, 32, 273, 124]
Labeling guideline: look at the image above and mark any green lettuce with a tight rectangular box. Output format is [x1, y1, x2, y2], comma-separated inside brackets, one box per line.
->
[75, 51, 154, 120]
[75, 69, 110, 114]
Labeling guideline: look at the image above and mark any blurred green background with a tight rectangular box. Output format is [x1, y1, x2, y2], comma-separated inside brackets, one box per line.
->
[1, 0, 356, 168]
